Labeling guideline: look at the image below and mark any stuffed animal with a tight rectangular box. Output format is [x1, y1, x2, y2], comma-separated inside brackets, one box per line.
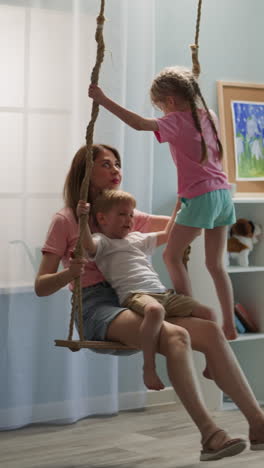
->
[227, 218, 262, 267]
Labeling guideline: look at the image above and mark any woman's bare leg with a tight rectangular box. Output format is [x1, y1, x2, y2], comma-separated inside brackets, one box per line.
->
[163, 224, 201, 296]
[204, 226, 237, 340]
[157, 320, 220, 438]
[170, 316, 264, 435]
[106, 309, 238, 447]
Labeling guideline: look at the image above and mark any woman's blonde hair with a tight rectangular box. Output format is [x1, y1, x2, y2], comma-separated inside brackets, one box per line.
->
[63, 144, 121, 220]
[150, 66, 223, 164]
[92, 189, 136, 221]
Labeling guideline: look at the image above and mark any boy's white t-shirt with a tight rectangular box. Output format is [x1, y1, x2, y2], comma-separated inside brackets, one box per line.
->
[90, 232, 167, 304]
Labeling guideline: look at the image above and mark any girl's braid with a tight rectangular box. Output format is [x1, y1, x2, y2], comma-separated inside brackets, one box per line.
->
[186, 85, 208, 163]
[192, 80, 223, 160]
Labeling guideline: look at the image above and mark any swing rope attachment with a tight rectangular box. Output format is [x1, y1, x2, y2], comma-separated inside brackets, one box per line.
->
[55, 0, 135, 352]
[68, 0, 106, 343]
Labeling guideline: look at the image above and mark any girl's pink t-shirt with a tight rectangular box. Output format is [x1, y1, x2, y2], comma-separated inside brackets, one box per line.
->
[42, 207, 151, 290]
[155, 109, 230, 198]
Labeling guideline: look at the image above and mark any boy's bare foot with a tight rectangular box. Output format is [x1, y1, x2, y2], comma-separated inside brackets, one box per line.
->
[143, 366, 165, 391]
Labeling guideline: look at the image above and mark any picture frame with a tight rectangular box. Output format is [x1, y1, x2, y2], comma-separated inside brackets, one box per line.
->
[217, 81, 264, 193]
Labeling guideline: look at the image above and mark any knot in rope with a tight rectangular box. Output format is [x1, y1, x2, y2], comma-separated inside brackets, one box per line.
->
[190, 44, 200, 79]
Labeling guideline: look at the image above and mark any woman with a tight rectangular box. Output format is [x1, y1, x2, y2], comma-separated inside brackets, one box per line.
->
[35, 144, 264, 461]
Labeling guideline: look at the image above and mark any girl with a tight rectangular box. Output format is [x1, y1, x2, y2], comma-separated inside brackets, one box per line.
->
[88, 66, 237, 341]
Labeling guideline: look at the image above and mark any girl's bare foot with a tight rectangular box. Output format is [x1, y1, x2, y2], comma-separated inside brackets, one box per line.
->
[143, 366, 165, 391]
[223, 324, 238, 341]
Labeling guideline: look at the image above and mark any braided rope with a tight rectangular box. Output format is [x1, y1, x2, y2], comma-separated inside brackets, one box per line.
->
[67, 0, 105, 342]
[190, 0, 202, 78]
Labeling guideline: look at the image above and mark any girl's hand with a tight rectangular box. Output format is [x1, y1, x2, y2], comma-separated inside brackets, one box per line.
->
[77, 200, 90, 218]
[176, 199, 182, 212]
[222, 323, 238, 341]
[88, 84, 106, 104]
[69, 254, 88, 279]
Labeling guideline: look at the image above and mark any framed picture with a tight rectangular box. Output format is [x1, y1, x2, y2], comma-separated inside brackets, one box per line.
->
[217, 81, 264, 193]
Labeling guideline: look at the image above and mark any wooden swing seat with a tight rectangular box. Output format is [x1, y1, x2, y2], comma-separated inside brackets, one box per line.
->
[55, 339, 137, 351]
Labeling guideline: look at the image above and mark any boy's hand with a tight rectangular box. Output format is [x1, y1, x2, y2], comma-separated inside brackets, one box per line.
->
[88, 84, 106, 105]
[69, 253, 88, 279]
[77, 200, 90, 218]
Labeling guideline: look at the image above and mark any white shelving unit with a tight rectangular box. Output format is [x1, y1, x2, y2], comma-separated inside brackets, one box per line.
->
[188, 193, 264, 410]
[223, 194, 264, 408]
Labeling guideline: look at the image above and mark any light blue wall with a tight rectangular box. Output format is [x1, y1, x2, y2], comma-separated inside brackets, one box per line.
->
[153, 0, 264, 217]
[152, 0, 264, 385]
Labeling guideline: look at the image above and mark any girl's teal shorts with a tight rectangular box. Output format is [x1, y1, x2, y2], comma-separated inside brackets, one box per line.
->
[176, 189, 236, 229]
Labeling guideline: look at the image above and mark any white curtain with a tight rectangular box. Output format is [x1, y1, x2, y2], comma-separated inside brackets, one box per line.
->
[0, 0, 155, 430]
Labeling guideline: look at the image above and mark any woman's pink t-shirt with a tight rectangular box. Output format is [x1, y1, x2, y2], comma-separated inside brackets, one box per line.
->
[42, 207, 151, 290]
[154, 109, 230, 198]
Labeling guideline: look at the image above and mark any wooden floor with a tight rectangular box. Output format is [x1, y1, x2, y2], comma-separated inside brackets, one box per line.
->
[1, 403, 263, 468]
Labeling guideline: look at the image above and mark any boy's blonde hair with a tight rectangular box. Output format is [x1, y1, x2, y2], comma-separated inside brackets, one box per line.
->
[150, 66, 223, 164]
[92, 190, 136, 220]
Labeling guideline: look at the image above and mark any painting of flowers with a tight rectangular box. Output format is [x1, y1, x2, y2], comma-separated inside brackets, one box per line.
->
[231, 100, 264, 180]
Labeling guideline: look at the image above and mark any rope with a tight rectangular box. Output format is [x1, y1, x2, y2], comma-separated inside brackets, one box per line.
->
[67, 0, 106, 342]
[190, 0, 202, 78]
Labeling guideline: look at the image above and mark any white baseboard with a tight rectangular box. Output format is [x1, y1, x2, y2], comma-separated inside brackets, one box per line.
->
[0, 392, 147, 431]
[146, 386, 178, 407]
[1, 388, 179, 430]
[119, 387, 179, 410]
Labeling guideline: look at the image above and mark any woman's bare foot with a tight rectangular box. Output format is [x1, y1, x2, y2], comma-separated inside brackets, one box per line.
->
[143, 366, 165, 391]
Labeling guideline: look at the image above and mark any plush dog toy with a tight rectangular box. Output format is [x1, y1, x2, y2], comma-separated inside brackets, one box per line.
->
[227, 218, 262, 267]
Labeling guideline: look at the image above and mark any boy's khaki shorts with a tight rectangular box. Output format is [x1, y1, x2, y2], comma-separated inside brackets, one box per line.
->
[123, 290, 200, 318]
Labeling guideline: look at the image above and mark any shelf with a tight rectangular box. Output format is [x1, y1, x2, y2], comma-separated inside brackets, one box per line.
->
[227, 266, 264, 273]
[232, 194, 264, 203]
[230, 333, 264, 342]
[222, 400, 264, 411]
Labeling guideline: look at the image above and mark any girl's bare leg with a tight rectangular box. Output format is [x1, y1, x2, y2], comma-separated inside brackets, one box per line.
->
[140, 300, 165, 390]
[191, 303, 217, 379]
[163, 224, 201, 296]
[204, 226, 237, 340]
[106, 309, 239, 448]
[170, 316, 264, 437]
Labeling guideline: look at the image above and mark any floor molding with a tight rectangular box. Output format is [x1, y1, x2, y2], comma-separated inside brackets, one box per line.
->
[146, 386, 178, 407]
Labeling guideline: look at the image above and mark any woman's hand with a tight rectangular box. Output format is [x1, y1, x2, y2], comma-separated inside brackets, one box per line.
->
[77, 200, 90, 218]
[88, 84, 106, 105]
